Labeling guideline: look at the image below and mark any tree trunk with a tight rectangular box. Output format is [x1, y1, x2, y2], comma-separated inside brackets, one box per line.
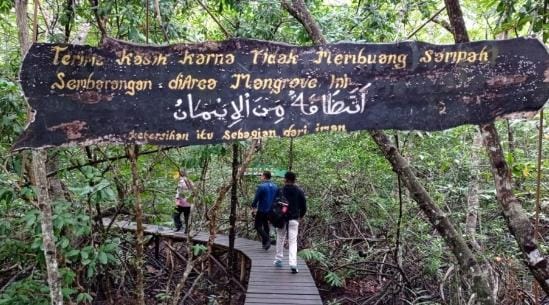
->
[228, 143, 239, 303]
[467, 133, 500, 300]
[480, 123, 549, 293]
[15, 0, 30, 55]
[443, 0, 469, 42]
[126, 146, 145, 305]
[506, 119, 515, 155]
[443, 0, 549, 294]
[281, 0, 327, 45]
[229, 143, 239, 273]
[466, 133, 482, 251]
[16, 2, 64, 305]
[32, 150, 64, 305]
[280, 1, 495, 303]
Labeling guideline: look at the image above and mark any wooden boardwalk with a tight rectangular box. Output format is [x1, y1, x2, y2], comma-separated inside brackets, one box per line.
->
[105, 219, 323, 305]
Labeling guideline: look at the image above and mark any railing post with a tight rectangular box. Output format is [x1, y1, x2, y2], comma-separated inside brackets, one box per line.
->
[154, 235, 160, 259]
[240, 254, 246, 282]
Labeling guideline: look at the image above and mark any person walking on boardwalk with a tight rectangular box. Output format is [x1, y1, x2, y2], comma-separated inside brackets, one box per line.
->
[252, 171, 278, 250]
[274, 171, 307, 274]
[173, 169, 194, 233]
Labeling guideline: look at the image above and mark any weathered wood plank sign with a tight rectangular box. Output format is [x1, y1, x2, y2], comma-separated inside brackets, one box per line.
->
[14, 37, 548, 149]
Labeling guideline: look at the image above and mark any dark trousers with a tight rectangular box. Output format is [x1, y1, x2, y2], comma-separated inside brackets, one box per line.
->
[173, 206, 191, 232]
[254, 211, 270, 246]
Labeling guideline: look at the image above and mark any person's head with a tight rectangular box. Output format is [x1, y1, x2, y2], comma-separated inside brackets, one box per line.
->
[261, 171, 272, 181]
[179, 169, 187, 177]
[284, 171, 296, 184]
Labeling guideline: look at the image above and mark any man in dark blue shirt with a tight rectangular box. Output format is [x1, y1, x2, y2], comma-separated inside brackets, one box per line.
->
[252, 171, 278, 250]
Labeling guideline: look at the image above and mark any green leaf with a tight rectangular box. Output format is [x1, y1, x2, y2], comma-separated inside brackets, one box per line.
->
[76, 292, 93, 303]
[68, 185, 94, 196]
[298, 248, 326, 263]
[0, 189, 14, 204]
[191, 244, 207, 256]
[23, 212, 37, 228]
[102, 243, 117, 252]
[60, 238, 69, 249]
[0, 0, 14, 13]
[98, 252, 108, 265]
[61, 287, 76, 297]
[106, 253, 116, 262]
[324, 271, 344, 287]
[60, 267, 76, 286]
[86, 264, 96, 279]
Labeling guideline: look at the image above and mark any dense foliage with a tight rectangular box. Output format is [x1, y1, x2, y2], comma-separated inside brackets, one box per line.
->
[0, 0, 547, 304]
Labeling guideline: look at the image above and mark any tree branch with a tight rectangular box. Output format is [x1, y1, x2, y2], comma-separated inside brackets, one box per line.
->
[195, 0, 231, 37]
[406, 6, 446, 38]
[432, 17, 454, 34]
[443, 0, 469, 43]
[280, 0, 326, 45]
[153, 0, 169, 42]
[47, 146, 175, 177]
[89, 0, 107, 38]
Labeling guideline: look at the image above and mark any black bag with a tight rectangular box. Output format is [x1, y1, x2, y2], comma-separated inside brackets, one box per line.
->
[269, 191, 289, 229]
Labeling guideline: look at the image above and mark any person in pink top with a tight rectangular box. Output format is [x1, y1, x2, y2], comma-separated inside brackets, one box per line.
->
[173, 169, 194, 233]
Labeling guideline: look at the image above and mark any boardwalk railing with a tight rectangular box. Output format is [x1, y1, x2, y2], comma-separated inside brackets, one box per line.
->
[104, 219, 323, 305]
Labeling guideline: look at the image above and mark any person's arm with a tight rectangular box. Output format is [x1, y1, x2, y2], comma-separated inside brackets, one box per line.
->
[252, 185, 262, 209]
[176, 179, 185, 199]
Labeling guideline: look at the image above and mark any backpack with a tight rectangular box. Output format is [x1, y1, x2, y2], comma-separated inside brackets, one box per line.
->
[269, 190, 289, 229]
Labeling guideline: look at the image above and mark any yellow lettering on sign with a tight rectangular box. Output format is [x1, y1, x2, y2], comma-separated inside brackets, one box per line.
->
[313, 48, 407, 69]
[128, 130, 189, 142]
[51, 46, 104, 66]
[178, 50, 234, 65]
[50, 72, 152, 96]
[250, 49, 298, 65]
[315, 124, 346, 132]
[230, 73, 318, 94]
[283, 124, 308, 137]
[116, 49, 168, 66]
[168, 73, 217, 90]
[419, 47, 490, 64]
[222, 129, 277, 140]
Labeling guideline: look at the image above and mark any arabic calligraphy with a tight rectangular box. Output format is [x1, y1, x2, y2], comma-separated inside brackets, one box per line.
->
[172, 88, 369, 127]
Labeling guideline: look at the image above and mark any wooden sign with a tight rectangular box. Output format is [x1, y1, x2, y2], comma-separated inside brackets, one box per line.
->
[14, 37, 548, 149]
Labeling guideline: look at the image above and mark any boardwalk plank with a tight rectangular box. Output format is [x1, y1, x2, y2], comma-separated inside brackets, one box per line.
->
[247, 287, 320, 294]
[248, 281, 316, 287]
[104, 219, 322, 305]
[245, 293, 322, 300]
[244, 298, 322, 305]
[250, 269, 312, 273]
[248, 278, 315, 283]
